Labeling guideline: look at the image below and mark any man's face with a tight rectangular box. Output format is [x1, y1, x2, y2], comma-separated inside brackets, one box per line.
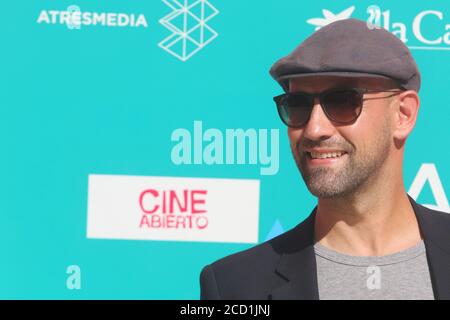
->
[288, 76, 399, 199]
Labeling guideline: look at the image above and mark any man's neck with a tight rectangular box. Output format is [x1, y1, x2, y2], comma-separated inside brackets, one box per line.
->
[314, 187, 422, 257]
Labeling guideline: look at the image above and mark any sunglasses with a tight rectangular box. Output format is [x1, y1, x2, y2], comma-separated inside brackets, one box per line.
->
[273, 87, 403, 128]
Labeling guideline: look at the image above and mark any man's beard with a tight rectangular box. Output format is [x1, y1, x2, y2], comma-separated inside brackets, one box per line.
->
[294, 123, 391, 199]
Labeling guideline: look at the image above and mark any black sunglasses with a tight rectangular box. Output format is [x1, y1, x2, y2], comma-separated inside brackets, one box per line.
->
[273, 87, 403, 128]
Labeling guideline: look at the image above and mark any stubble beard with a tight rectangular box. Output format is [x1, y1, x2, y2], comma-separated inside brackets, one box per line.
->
[295, 123, 392, 199]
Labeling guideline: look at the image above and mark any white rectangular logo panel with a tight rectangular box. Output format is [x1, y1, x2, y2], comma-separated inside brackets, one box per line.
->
[87, 174, 260, 243]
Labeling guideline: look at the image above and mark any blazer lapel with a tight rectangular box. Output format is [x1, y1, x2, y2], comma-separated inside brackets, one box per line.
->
[270, 209, 319, 300]
[409, 195, 450, 300]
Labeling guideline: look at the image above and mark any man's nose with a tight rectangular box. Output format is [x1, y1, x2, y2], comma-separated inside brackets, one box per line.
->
[302, 97, 336, 141]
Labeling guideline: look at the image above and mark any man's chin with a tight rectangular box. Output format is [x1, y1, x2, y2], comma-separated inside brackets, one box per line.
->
[303, 174, 351, 198]
[307, 186, 342, 199]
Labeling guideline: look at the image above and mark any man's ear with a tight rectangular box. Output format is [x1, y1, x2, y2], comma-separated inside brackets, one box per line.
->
[392, 90, 420, 141]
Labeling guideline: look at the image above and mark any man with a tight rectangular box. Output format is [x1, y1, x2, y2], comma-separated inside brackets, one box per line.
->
[199, 18, 450, 299]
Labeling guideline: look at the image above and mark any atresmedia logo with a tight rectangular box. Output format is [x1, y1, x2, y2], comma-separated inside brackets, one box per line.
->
[36, 1, 219, 61]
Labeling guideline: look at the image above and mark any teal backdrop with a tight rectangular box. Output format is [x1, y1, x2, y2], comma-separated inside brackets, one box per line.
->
[1, 0, 449, 299]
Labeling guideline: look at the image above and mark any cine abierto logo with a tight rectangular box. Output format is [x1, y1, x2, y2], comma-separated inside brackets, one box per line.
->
[138, 188, 209, 230]
[87, 175, 259, 243]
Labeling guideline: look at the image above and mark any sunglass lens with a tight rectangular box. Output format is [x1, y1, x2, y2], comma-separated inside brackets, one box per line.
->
[323, 89, 363, 123]
[279, 93, 312, 127]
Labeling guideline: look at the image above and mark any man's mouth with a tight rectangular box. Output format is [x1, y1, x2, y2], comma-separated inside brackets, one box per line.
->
[303, 149, 349, 166]
[308, 150, 347, 159]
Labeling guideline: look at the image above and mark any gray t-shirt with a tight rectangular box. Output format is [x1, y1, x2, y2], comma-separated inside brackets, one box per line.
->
[314, 240, 434, 300]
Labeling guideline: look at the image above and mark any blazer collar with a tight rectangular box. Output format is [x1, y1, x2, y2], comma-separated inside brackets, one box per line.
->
[409, 195, 450, 300]
[270, 195, 450, 300]
[270, 208, 319, 300]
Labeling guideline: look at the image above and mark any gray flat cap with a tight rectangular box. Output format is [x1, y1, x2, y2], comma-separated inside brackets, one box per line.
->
[269, 18, 421, 92]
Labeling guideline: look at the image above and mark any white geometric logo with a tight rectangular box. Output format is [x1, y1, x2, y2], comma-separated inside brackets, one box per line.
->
[159, 0, 219, 61]
[408, 163, 450, 213]
[306, 6, 355, 30]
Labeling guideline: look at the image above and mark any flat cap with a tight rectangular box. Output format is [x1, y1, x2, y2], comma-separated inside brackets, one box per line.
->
[269, 18, 421, 92]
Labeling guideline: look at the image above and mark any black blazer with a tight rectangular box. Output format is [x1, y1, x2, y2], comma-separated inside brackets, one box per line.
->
[200, 195, 450, 300]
